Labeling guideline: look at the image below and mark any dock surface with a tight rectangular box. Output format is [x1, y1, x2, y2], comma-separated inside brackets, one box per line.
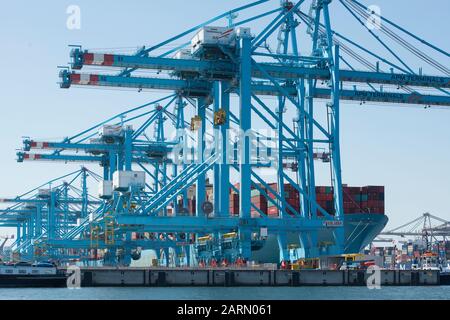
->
[60, 267, 442, 287]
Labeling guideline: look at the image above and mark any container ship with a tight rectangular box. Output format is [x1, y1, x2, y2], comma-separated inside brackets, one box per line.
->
[251, 213, 388, 263]
[245, 184, 386, 263]
[180, 184, 388, 263]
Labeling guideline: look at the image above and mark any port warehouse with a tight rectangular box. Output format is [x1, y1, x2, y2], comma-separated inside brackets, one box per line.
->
[0, 0, 449, 270]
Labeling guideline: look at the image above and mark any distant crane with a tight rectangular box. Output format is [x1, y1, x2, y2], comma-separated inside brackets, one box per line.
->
[377, 213, 450, 249]
[0, 235, 14, 258]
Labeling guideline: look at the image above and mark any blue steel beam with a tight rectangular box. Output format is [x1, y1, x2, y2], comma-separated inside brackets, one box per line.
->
[60, 71, 450, 106]
[115, 215, 342, 233]
[45, 239, 185, 250]
[0, 198, 101, 205]
[69, 50, 450, 88]
[22, 140, 175, 155]
[238, 30, 253, 260]
[16, 152, 165, 165]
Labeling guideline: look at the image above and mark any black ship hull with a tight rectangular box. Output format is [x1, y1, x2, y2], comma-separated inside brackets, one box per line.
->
[0, 274, 67, 288]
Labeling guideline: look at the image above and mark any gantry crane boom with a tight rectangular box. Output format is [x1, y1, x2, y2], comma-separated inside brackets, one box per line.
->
[70, 49, 450, 89]
[60, 71, 450, 106]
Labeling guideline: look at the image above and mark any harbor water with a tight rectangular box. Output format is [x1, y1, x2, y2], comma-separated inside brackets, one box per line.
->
[1, 286, 449, 300]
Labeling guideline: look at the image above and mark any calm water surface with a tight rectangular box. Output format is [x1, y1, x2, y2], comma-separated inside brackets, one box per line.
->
[1, 286, 449, 300]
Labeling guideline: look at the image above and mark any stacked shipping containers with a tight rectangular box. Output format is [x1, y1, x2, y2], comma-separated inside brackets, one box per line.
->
[229, 189, 269, 217]
[316, 186, 335, 216]
[229, 193, 239, 216]
[251, 189, 268, 217]
[265, 183, 300, 217]
[316, 185, 385, 216]
[190, 183, 385, 216]
[362, 186, 385, 214]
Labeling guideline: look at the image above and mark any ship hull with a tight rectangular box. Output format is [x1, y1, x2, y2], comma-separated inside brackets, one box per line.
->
[0, 275, 67, 288]
[132, 214, 388, 266]
[251, 213, 388, 263]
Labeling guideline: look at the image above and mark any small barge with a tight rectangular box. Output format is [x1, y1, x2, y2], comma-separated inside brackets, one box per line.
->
[0, 263, 67, 288]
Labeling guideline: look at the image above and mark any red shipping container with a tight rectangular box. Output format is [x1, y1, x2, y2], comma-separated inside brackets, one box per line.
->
[267, 206, 279, 216]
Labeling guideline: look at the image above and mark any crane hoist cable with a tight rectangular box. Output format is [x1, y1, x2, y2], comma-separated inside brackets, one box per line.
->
[340, 1, 450, 96]
[297, 11, 411, 74]
[349, 0, 450, 58]
[298, 11, 425, 95]
[342, 0, 450, 76]
[297, 12, 377, 71]
[339, 0, 415, 75]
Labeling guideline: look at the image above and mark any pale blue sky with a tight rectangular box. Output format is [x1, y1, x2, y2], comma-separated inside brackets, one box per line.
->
[0, 0, 449, 237]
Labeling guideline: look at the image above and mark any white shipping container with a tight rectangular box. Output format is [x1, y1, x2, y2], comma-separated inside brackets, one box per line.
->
[99, 125, 123, 138]
[113, 171, 146, 191]
[191, 26, 236, 53]
[89, 138, 104, 154]
[98, 181, 113, 199]
[174, 49, 194, 60]
[38, 189, 51, 198]
[260, 227, 268, 238]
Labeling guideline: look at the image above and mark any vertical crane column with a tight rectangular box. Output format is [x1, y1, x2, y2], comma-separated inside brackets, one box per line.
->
[160, 162, 169, 262]
[48, 191, 56, 242]
[63, 183, 69, 235]
[25, 219, 32, 258]
[238, 29, 253, 260]
[36, 205, 42, 237]
[29, 215, 35, 239]
[124, 126, 134, 266]
[220, 82, 230, 218]
[154, 109, 168, 216]
[174, 95, 188, 215]
[109, 151, 117, 180]
[21, 223, 27, 254]
[212, 81, 231, 217]
[276, 9, 292, 262]
[174, 95, 189, 265]
[28, 217, 36, 260]
[213, 82, 221, 216]
[16, 225, 21, 248]
[288, 6, 308, 219]
[214, 81, 231, 260]
[322, 0, 345, 254]
[153, 106, 163, 195]
[276, 96, 289, 262]
[196, 98, 206, 216]
[329, 45, 345, 253]
[124, 126, 133, 171]
[298, 1, 323, 258]
[296, 81, 308, 219]
[103, 163, 109, 181]
[81, 169, 88, 219]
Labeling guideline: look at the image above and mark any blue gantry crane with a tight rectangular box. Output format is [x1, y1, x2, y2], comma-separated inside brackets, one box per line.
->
[0, 168, 106, 262]
[3, 0, 450, 266]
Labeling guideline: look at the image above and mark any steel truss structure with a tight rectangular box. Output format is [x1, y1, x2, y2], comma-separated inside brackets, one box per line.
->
[1, 0, 449, 266]
[377, 213, 450, 247]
